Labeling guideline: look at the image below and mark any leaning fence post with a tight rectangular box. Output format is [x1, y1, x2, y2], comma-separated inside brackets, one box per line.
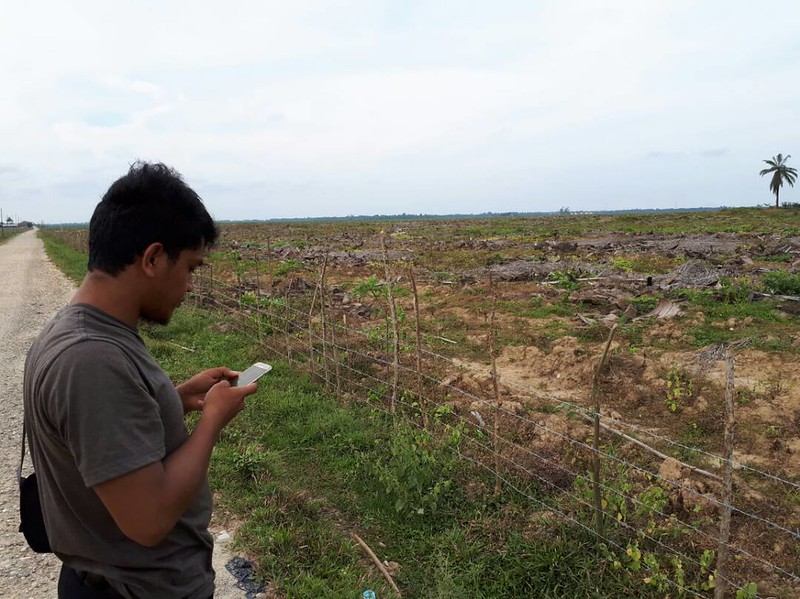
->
[488, 276, 503, 497]
[284, 287, 293, 366]
[307, 274, 320, 382]
[266, 237, 274, 294]
[409, 266, 428, 428]
[343, 313, 352, 395]
[591, 324, 617, 536]
[329, 309, 341, 395]
[381, 231, 400, 414]
[715, 347, 735, 599]
[252, 249, 264, 336]
[320, 253, 330, 389]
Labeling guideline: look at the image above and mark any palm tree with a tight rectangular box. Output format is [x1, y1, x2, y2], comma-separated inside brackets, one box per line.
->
[760, 154, 797, 208]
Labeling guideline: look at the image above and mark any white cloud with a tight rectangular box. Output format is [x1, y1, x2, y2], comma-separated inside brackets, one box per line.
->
[1, 0, 799, 221]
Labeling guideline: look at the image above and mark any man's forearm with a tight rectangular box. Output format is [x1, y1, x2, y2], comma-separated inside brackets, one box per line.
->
[155, 417, 221, 533]
[94, 415, 223, 547]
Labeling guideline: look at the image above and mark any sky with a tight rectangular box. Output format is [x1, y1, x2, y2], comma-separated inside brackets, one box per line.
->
[1, 1, 798, 223]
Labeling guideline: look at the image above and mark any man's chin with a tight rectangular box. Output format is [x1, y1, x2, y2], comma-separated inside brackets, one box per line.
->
[141, 313, 171, 326]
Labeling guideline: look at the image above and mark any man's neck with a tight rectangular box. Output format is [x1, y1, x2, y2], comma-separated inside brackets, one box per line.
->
[71, 271, 141, 329]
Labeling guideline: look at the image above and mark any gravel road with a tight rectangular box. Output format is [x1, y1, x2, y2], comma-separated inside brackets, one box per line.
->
[0, 230, 251, 599]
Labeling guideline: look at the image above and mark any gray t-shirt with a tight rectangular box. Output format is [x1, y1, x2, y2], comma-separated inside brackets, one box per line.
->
[23, 304, 214, 599]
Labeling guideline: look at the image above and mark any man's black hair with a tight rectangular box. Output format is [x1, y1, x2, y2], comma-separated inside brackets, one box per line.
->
[88, 161, 218, 275]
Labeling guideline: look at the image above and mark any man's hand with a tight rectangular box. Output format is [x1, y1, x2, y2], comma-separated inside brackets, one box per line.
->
[200, 379, 257, 431]
[176, 367, 238, 414]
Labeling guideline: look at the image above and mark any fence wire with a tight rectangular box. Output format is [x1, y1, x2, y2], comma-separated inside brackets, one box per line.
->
[48, 230, 800, 597]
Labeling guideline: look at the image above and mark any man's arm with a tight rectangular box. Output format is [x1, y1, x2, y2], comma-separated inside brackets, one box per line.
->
[92, 380, 256, 546]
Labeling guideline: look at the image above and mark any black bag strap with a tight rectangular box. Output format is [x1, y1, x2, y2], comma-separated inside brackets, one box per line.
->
[18, 421, 27, 484]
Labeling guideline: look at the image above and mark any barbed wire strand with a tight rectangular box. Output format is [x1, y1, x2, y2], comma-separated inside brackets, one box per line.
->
[198, 286, 800, 542]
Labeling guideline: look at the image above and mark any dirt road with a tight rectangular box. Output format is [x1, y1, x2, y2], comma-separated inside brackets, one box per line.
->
[0, 230, 250, 598]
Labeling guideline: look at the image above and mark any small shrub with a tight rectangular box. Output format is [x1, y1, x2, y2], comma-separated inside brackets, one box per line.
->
[376, 422, 462, 516]
[275, 258, 303, 276]
[629, 296, 659, 313]
[351, 275, 385, 301]
[717, 276, 752, 304]
[546, 270, 582, 291]
[612, 257, 634, 272]
[233, 445, 271, 480]
[736, 582, 758, 599]
[665, 365, 695, 413]
[762, 253, 792, 263]
[486, 252, 504, 266]
[762, 270, 800, 295]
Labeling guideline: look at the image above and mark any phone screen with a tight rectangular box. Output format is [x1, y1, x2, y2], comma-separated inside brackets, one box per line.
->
[233, 362, 272, 387]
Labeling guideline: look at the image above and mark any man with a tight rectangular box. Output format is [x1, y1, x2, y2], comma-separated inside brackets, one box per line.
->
[23, 162, 257, 598]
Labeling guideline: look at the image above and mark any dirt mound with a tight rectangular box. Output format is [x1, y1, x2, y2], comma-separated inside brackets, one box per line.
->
[575, 233, 748, 257]
[660, 260, 725, 289]
[483, 260, 606, 282]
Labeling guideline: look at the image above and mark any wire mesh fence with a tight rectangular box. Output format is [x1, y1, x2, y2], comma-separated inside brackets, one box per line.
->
[47, 228, 800, 597]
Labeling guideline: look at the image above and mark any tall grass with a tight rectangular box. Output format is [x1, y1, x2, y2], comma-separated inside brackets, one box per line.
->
[38, 229, 87, 284]
[0, 227, 25, 246]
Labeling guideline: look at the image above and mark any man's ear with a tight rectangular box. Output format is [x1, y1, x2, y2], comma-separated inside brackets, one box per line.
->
[140, 243, 166, 277]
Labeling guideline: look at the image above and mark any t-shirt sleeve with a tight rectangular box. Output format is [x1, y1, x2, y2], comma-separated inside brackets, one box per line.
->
[49, 341, 166, 487]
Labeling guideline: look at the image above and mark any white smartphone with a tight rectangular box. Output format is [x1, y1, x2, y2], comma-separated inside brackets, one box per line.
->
[232, 362, 272, 387]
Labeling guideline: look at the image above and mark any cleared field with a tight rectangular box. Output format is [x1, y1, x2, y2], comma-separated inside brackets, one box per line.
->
[45, 207, 800, 597]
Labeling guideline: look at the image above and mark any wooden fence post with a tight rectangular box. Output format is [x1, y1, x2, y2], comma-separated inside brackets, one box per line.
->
[320, 253, 330, 389]
[251, 257, 263, 344]
[591, 324, 617, 536]
[381, 231, 400, 414]
[343, 313, 352, 395]
[330, 310, 341, 395]
[715, 347, 735, 599]
[409, 266, 427, 428]
[307, 274, 320, 382]
[284, 288, 293, 366]
[488, 277, 503, 497]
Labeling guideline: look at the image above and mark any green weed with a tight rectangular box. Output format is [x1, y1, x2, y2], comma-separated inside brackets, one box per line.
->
[762, 270, 800, 295]
[376, 421, 462, 516]
[664, 365, 695, 413]
[275, 258, 304, 276]
[629, 296, 659, 313]
[546, 269, 583, 291]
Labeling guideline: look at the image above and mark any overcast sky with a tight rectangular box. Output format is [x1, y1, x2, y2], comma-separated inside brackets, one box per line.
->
[1, 1, 798, 223]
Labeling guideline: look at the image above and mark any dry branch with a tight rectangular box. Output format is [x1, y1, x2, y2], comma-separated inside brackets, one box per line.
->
[167, 341, 195, 353]
[351, 533, 402, 596]
[580, 415, 723, 482]
[751, 291, 800, 302]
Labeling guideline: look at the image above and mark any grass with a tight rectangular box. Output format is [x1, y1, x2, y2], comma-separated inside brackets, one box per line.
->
[499, 296, 578, 319]
[144, 305, 657, 598]
[0, 227, 26, 245]
[762, 270, 800, 295]
[675, 288, 797, 351]
[38, 229, 87, 284]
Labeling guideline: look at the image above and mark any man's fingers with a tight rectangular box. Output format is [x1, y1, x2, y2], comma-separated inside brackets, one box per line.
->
[240, 382, 258, 394]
